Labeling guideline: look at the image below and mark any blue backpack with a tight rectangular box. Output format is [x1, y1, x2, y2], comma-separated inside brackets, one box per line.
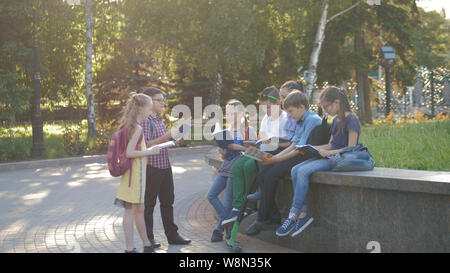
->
[330, 144, 375, 172]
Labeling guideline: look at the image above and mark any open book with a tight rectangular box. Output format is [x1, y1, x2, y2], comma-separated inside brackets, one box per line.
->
[294, 144, 323, 158]
[243, 146, 273, 162]
[213, 130, 235, 149]
[244, 137, 290, 146]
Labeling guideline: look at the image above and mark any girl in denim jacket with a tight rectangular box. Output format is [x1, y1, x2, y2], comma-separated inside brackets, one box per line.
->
[276, 86, 362, 238]
[207, 100, 250, 242]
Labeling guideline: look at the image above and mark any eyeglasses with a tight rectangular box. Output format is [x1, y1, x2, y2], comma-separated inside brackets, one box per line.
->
[153, 99, 166, 104]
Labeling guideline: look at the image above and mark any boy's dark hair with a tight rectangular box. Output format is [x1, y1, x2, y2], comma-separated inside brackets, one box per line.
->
[143, 87, 163, 97]
[258, 86, 280, 103]
[280, 80, 304, 93]
[283, 90, 309, 110]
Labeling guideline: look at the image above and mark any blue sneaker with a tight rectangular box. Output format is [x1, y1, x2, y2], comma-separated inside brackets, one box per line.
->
[244, 207, 257, 217]
[221, 210, 240, 227]
[275, 218, 296, 236]
[247, 190, 261, 200]
[291, 216, 314, 237]
[222, 208, 256, 228]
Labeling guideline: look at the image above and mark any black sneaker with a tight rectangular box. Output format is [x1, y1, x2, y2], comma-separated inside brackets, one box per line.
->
[143, 246, 155, 253]
[168, 234, 191, 245]
[255, 220, 279, 231]
[225, 226, 232, 240]
[149, 239, 161, 248]
[245, 221, 260, 236]
[211, 229, 223, 242]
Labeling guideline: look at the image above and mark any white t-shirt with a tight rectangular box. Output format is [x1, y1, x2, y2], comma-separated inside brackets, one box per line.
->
[259, 111, 289, 151]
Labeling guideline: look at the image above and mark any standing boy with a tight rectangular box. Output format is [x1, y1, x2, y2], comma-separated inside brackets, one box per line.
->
[140, 87, 191, 247]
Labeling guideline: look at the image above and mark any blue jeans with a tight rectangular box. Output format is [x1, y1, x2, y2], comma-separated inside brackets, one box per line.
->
[290, 152, 374, 216]
[207, 175, 233, 232]
[290, 157, 333, 216]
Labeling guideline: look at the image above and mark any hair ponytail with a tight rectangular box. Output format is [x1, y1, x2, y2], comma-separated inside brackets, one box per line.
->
[120, 92, 152, 141]
[319, 86, 352, 134]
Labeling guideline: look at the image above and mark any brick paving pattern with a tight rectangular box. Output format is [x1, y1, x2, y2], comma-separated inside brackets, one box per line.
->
[0, 146, 297, 253]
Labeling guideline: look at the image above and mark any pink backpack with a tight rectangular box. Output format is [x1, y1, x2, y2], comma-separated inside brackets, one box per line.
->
[107, 126, 143, 187]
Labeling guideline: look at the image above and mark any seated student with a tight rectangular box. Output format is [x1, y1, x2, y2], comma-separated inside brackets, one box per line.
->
[221, 87, 287, 226]
[279, 80, 306, 142]
[258, 86, 289, 153]
[247, 80, 306, 201]
[275, 86, 361, 238]
[245, 90, 323, 236]
[248, 87, 290, 193]
[207, 100, 249, 242]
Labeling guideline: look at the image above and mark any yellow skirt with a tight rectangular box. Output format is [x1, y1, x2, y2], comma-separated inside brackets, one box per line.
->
[115, 141, 147, 206]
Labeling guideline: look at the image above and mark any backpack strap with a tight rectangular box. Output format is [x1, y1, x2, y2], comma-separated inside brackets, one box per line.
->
[127, 129, 144, 188]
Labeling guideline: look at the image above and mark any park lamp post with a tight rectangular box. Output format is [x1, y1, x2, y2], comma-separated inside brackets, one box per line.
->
[380, 46, 396, 116]
[30, 1, 45, 158]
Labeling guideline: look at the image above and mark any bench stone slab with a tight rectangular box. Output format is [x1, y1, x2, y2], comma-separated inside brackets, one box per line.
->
[205, 148, 450, 252]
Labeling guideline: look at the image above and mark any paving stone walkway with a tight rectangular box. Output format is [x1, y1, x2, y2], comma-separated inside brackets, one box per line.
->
[0, 146, 297, 253]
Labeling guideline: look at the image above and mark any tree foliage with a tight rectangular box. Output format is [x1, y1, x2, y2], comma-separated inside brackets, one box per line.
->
[0, 0, 448, 125]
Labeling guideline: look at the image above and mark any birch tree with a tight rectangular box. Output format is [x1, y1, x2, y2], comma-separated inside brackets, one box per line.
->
[304, 0, 364, 100]
[85, 0, 96, 137]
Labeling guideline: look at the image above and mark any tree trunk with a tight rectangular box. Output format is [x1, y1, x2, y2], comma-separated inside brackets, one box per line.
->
[305, 0, 329, 101]
[209, 54, 223, 106]
[354, 23, 372, 124]
[85, 0, 96, 137]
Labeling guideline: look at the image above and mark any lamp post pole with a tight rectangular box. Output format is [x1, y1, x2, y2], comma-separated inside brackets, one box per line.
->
[30, 4, 45, 158]
[380, 46, 396, 118]
[430, 70, 435, 118]
[385, 65, 391, 116]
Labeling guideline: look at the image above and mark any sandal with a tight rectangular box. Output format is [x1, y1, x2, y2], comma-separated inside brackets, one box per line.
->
[124, 248, 138, 253]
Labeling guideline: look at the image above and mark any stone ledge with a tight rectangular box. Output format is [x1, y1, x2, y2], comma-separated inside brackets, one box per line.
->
[205, 148, 450, 195]
[204, 148, 450, 252]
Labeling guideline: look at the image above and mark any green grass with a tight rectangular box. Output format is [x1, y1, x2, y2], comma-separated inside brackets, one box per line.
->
[0, 122, 88, 162]
[360, 119, 450, 171]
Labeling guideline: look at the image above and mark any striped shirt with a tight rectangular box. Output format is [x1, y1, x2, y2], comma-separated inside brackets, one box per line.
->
[140, 114, 171, 169]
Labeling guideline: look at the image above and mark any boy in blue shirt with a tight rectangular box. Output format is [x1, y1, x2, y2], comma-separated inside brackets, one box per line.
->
[280, 80, 305, 141]
[245, 90, 322, 236]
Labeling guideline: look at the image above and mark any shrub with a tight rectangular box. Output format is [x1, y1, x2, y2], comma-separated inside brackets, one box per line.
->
[62, 122, 87, 156]
[0, 128, 31, 162]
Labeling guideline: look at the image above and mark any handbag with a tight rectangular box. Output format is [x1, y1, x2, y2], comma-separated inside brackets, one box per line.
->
[330, 144, 375, 172]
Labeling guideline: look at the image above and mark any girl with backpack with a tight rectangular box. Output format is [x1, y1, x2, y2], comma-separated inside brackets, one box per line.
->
[113, 92, 161, 253]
